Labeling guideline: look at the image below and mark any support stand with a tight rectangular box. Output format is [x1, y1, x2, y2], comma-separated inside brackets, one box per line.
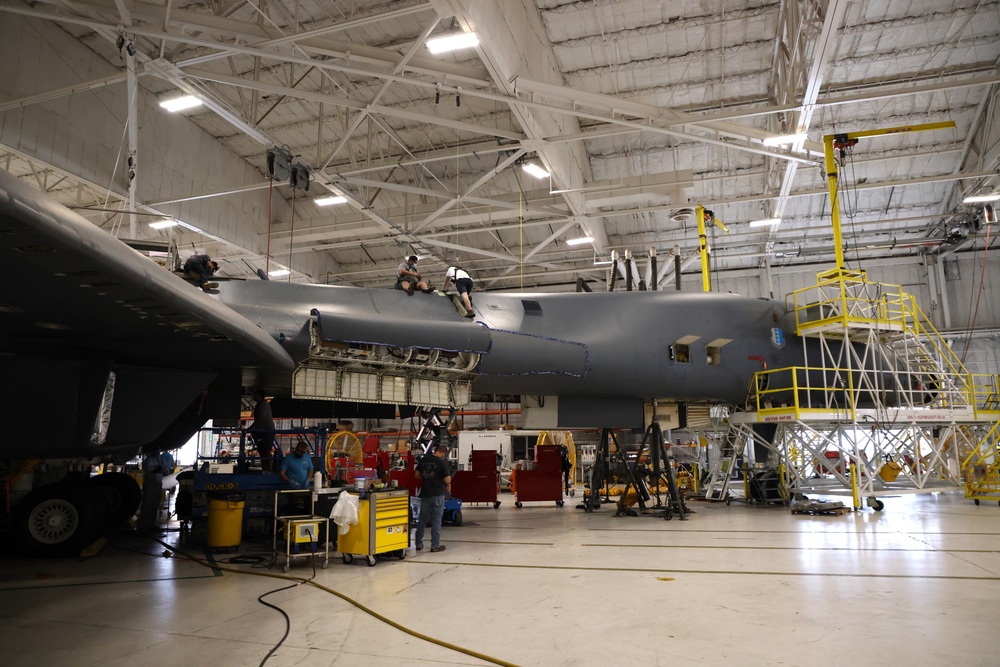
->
[615, 414, 688, 520]
[581, 428, 630, 512]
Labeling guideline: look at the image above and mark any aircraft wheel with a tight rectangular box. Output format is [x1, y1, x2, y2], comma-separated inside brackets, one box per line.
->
[493, 501, 501, 509]
[515, 501, 523, 508]
[13, 483, 104, 557]
[89, 472, 142, 528]
[367, 555, 377, 567]
[343, 553, 354, 564]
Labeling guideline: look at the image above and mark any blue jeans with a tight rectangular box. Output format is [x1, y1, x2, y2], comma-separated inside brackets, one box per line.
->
[415, 495, 444, 549]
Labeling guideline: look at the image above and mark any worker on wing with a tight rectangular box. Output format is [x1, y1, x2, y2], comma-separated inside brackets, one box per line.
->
[443, 265, 475, 318]
[183, 254, 219, 291]
[396, 255, 434, 295]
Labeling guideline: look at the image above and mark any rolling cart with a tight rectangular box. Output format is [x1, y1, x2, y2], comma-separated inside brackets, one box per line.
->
[513, 445, 565, 508]
[338, 488, 410, 566]
[451, 450, 502, 510]
[273, 489, 331, 572]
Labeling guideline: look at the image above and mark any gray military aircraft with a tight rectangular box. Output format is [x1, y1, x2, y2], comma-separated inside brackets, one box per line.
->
[0, 166, 831, 554]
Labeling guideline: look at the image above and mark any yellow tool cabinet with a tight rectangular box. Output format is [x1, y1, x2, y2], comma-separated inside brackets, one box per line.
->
[338, 489, 410, 566]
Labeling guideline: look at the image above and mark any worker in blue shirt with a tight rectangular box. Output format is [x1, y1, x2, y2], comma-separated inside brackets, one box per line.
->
[279, 441, 313, 489]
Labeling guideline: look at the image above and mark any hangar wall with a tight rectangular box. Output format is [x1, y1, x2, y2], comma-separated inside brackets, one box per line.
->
[0, 14, 336, 280]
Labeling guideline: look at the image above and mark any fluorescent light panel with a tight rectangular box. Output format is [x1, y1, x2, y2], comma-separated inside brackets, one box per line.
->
[522, 162, 550, 179]
[963, 194, 1000, 203]
[268, 269, 291, 277]
[314, 195, 347, 206]
[159, 95, 202, 112]
[427, 32, 479, 54]
[566, 236, 594, 246]
[749, 218, 782, 227]
[149, 219, 177, 229]
[763, 133, 807, 146]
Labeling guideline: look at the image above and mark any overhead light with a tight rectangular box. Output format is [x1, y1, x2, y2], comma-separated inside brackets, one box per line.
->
[314, 195, 347, 206]
[963, 194, 1000, 203]
[522, 162, 550, 180]
[427, 32, 479, 54]
[149, 219, 177, 230]
[567, 236, 594, 246]
[593, 260, 614, 266]
[159, 95, 202, 112]
[268, 269, 291, 277]
[749, 218, 782, 227]
[763, 133, 807, 146]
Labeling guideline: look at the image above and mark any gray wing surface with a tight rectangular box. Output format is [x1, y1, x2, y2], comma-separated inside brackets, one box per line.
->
[0, 168, 292, 371]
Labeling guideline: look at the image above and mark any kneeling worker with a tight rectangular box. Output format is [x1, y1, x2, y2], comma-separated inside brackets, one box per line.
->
[396, 255, 433, 295]
[183, 253, 219, 291]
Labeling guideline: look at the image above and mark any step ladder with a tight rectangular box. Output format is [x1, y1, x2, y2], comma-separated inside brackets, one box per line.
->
[704, 425, 745, 501]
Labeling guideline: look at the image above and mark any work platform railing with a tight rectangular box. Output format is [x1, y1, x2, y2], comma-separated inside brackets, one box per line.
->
[713, 268, 1000, 509]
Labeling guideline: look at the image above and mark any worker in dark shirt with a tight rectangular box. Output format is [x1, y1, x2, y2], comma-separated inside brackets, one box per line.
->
[249, 389, 278, 471]
[414, 444, 452, 553]
[183, 254, 219, 291]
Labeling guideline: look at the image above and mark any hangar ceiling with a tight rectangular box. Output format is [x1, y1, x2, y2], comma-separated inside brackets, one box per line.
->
[1, 0, 998, 291]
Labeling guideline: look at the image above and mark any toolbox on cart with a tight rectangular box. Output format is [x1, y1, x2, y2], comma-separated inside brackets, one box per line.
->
[338, 489, 410, 566]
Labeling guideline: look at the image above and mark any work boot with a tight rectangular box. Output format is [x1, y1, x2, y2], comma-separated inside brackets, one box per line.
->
[421, 286, 435, 293]
[404, 282, 415, 296]
[202, 282, 219, 290]
[464, 311, 475, 318]
[430, 545, 446, 553]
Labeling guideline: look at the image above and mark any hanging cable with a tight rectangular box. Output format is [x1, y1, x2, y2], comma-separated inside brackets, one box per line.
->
[287, 190, 295, 281]
[266, 176, 273, 275]
[960, 222, 992, 363]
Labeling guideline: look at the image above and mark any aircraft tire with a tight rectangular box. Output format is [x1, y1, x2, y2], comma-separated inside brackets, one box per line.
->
[89, 473, 142, 528]
[13, 483, 105, 557]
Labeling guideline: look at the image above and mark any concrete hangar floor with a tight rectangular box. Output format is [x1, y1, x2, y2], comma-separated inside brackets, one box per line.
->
[0, 493, 996, 667]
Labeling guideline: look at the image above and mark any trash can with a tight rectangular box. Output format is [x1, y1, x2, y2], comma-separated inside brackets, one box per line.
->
[207, 492, 245, 549]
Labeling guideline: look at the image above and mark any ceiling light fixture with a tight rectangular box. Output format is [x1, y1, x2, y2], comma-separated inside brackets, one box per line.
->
[963, 194, 1000, 203]
[762, 133, 807, 146]
[427, 31, 479, 54]
[749, 218, 782, 227]
[314, 195, 347, 206]
[566, 236, 594, 246]
[268, 269, 291, 277]
[159, 95, 202, 112]
[522, 161, 550, 180]
[593, 260, 614, 266]
[149, 219, 177, 230]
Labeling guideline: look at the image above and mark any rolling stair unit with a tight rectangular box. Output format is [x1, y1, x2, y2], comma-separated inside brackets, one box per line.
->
[292, 309, 489, 408]
[735, 269, 996, 509]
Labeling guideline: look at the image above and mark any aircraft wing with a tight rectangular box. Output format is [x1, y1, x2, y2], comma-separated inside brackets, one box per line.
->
[0, 168, 292, 372]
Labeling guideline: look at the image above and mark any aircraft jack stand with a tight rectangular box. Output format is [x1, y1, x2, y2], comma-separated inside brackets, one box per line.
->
[580, 428, 631, 513]
[615, 417, 688, 521]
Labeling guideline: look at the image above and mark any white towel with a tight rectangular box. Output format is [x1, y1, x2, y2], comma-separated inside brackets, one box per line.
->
[331, 492, 359, 535]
